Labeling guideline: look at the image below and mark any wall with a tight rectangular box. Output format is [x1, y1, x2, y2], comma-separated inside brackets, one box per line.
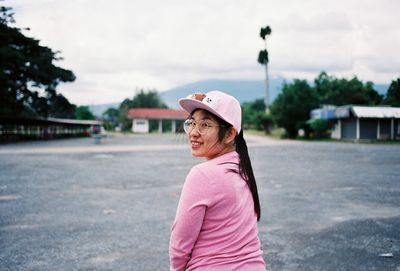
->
[341, 119, 357, 139]
[132, 119, 149, 133]
[360, 119, 377, 139]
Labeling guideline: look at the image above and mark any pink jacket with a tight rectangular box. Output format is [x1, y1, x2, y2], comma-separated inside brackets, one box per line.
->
[169, 151, 266, 271]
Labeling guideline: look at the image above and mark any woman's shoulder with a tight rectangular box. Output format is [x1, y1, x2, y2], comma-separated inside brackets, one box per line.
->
[191, 154, 237, 181]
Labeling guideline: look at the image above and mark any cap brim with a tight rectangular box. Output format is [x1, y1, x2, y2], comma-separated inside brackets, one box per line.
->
[179, 98, 225, 122]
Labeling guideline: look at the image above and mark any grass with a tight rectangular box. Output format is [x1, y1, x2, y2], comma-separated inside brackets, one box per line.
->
[245, 128, 285, 139]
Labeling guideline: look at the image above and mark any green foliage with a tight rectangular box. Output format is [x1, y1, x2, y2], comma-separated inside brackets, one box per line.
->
[121, 89, 167, 109]
[102, 107, 119, 131]
[258, 26, 271, 65]
[0, 5, 76, 118]
[308, 119, 331, 139]
[242, 99, 265, 129]
[75, 106, 95, 120]
[257, 50, 268, 65]
[268, 72, 388, 139]
[242, 99, 273, 133]
[314, 72, 382, 106]
[255, 112, 273, 134]
[270, 79, 320, 138]
[382, 78, 400, 106]
[260, 26, 272, 40]
[118, 89, 167, 132]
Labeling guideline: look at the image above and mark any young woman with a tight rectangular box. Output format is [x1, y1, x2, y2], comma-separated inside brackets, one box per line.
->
[169, 91, 266, 271]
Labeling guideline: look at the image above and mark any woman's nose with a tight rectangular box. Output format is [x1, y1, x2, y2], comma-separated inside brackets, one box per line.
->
[189, 125, 200, 136]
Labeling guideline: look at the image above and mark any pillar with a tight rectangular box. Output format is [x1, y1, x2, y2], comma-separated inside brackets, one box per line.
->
[172, 120, 176, 133]
[391, 118, 394, 140]
[377, 119, 380, 140]
[356, 118, 360, 140]
[158, 119, 163, 133]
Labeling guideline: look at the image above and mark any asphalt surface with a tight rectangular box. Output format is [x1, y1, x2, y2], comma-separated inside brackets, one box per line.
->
[0, 133, 399, 271]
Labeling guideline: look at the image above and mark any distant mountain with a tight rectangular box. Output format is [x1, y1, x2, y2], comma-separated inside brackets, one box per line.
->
[89, 103, 119, 117]
[375, 84, 389, 95]
[159, 77, 286, 109]
[88, 78, 389, 116]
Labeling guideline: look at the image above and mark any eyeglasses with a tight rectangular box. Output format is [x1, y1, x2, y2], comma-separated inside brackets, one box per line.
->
[183, 119, 224, 135]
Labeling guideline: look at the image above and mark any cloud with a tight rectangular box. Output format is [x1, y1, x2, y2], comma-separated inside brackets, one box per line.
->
[10, 0, 400, 105]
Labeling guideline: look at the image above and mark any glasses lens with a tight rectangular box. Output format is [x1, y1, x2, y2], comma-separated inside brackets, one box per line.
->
[183, 120, 191, 134]
[198, 121, 207, 134]
[183, 120, 214, 134]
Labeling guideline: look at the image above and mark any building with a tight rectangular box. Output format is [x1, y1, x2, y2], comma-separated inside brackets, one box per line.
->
[127, 108, 188, 133]
[310, 105, 400, 140]
[0, 116, 103, 142]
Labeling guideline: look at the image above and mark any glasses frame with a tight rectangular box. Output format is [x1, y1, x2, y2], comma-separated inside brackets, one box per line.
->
[183, 119, 225, 135]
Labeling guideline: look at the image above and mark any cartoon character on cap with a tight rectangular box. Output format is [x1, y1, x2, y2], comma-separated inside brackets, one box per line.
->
[170, 90, 265, 270]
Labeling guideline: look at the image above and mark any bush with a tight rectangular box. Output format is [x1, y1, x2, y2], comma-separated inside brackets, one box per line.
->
[255, 112, 274, 134]
[309, 119, 330, 138]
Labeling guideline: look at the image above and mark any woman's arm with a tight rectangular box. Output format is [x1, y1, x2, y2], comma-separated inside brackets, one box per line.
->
[169, 167, 212, 271]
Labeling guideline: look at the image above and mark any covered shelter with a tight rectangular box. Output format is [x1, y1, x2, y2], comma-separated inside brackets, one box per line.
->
[127, 108, 188, 133]
[0, 116, 102, 142]
[310, 105, 400, 140]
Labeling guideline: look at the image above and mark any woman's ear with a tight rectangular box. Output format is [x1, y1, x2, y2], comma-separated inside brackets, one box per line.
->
[224, 127, 237, 145]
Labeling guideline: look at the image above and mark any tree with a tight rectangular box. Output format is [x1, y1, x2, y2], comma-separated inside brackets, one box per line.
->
[123, 89, 168, 109]
[258, 25, 272, 112]
[102, 107, 119, 131]
[270, 80, 320, 138]
[314, 72, 382, 106]
[243, 99, 264, 127]
[75, 106, 95, 120]
[260, 26, 272, 40]
[308, 119, 331, 139]
[0, 5, 76, 118]
[46, 89, 76, 118]
[382, 78, 400, 106]
[118, 89, 167, 131]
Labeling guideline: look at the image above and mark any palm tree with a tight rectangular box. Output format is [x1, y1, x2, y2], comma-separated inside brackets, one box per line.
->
[258, 26, 272, 112]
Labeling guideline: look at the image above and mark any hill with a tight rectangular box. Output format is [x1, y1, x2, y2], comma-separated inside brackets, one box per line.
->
[159, 77, 286, 109]
[89, 103, 120, 117]
[88, 78, 389, 116]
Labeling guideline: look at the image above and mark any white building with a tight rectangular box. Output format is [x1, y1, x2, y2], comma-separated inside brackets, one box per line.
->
[127, 108, 188, 133]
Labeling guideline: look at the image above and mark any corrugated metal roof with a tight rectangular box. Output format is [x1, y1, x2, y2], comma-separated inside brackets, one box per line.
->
[0, 116, 102, 126]
[351, 106, 400, 118]
[127, 108, 188, 119]
[46, 117, 102, 125]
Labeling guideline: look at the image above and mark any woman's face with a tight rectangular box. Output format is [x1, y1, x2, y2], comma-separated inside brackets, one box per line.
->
[186, 109, 232, 160]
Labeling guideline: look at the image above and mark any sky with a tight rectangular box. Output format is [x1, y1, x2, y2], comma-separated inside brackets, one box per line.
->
[10, 0, 400, 105]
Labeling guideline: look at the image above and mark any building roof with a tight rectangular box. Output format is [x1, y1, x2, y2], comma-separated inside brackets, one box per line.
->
[311, 105, 400, 120]
[335, 105, 400, 119]
[46, 117, 102, 125]
[0, 116, 102, 126]
[127, 108, 188, 120]
[351, 106, 400, 118]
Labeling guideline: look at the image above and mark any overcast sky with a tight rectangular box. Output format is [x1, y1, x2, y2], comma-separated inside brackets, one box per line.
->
[11, 0, 400, 105]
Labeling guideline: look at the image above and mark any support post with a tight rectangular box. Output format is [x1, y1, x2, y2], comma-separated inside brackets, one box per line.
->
[172, 120, 176, 133]
[377, 119, 380, 140]
[264, 62, 270, 114]
[158, 119, 162, 133]
[391, 118, 394, 140]
[356, 118, 360, 140]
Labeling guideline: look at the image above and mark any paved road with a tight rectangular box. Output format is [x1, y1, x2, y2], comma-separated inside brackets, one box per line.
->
[0, 134, 399, 271]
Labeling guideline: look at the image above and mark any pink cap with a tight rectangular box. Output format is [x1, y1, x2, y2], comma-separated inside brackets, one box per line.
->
[178, 90, 242, 133]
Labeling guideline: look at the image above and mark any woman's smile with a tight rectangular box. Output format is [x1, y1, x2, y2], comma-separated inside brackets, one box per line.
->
[190, 140, 202, 149]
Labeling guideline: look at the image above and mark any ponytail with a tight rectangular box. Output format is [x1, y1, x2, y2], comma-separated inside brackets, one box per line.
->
[235, 130, 261, 221]
[197, 108, 261, 221]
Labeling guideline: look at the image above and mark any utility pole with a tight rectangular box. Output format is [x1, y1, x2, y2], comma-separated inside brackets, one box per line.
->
[258, 26, 272, 113]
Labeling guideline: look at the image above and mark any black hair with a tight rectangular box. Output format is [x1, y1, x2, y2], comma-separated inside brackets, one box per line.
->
[190, 109, 261, 221]
[217, 119, 261, 221]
